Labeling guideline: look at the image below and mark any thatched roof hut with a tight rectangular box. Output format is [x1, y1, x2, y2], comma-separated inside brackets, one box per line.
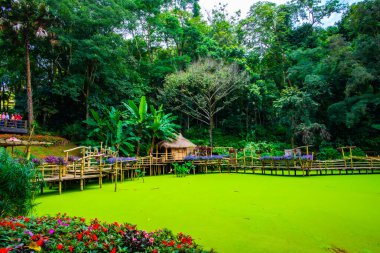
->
[158, 134, 196, 161]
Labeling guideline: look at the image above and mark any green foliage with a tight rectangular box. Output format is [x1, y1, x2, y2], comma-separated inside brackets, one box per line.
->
[85, 96, 178, 156]
[0, 148, 38, 217]
[351, 147, 366, 157]
[84, 106, 136, 155]
[245, 142, 290, 157]
[0, 0, 379, 151]
[173, 162, 194, 177]
[317, 147, 341, 160]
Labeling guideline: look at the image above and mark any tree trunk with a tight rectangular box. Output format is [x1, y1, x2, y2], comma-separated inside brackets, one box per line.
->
[291, 136, 295, 149]
[136, 130, 142, 156]
[25, 35, 33, 129]
[150, 136, 155, 155]
[209, 117, 213, 147]
[85, 80, 90, 123]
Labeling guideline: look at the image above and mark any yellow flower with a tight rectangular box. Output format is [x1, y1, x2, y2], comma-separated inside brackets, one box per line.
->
[26, 242, 41, 252]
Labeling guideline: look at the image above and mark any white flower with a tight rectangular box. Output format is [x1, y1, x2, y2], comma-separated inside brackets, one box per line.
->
[12, 23, 22, 31]
[36, 27, 48, 38]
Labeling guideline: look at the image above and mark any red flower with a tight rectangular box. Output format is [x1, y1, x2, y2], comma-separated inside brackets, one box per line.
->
[57, 244, 64, 250]
[24, 217, 30, 222]
[0, 248, 10, 253]
[169, 240, 175, 246]
[93, 223, 100, 230]
[114, 222, 119, 227]
[110, 247, 117, 253]
[92, 234, 98, 241]
[181, 237, 187, 243]
[162, 240, 168, 246]
[80, 217, 85, 222]
[69, 246, 73, 252]
[102, 228, 108, 232]
[76, 233, 83, 241]
[152, 250, 158, 253]
[177, 244, 182, 249]
[36, 238, 44, 246]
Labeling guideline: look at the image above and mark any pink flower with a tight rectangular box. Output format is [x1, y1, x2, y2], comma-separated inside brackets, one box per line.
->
[49, 229, 55, 235]
[149, 237, 154, 243]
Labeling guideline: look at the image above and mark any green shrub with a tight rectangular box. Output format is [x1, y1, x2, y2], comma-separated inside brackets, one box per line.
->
[173, 162, 194, 177]
[316, 147, 341, 160]
[0, 148, 39, 217]
[352, 147, 366, 157]
[245, 141, 290, 157]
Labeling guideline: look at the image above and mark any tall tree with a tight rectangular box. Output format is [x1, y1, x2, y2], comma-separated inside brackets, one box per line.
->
[163, 58, 249, 146]
[0, 0, 50, 127]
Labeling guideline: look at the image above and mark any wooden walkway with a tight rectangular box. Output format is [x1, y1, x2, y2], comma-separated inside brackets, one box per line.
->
[34, 146, 380, 194]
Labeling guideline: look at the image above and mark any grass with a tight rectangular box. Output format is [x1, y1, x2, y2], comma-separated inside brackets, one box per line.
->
[13, 143, 80, 159]
[35, 174, 380, 253]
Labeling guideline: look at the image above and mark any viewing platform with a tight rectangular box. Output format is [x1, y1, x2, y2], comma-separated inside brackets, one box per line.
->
[0, 120, 28, 134]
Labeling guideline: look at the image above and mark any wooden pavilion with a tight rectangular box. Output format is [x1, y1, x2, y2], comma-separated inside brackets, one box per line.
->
[157, 134, 196, 161]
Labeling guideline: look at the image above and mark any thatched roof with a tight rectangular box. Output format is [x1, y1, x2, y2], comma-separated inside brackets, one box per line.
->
[158, 134, 196, 149]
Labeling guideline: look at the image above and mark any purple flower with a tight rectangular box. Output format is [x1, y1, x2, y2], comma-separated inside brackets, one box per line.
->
[184, 155, 227, 161]
[45, 156, 59, 164]
[68, 156, 80, 162]
[106, 157, 137, 164]
[32, 158, 42, 166]
[44, 156, 67, 165]
[49, 229, 55, 235]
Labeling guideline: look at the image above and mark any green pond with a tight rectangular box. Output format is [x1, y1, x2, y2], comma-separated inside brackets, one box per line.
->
[35, 174, 380, 253]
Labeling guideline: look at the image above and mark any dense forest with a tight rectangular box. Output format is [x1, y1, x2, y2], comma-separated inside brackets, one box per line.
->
[0, 0, 379, 154]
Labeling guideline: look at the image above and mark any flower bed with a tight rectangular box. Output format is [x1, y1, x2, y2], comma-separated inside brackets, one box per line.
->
[259, 155, 313, 161]
[0, 214, 208, 253]
[106, 157, 137, 164]
[184, 155, 227, 161]
[32, 156, 68, 166]
[0, 134, 68, 146]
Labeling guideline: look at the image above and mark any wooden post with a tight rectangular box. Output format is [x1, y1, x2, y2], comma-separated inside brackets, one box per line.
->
[349, 147, 353, 169]
[99, 155, 103, 188]
[58, 165, 62, 195]
[114, 157, 118, 192]
[26, 146, 31, 160]
[80, 157, 84, 191]
[150, 155, 153, 176]
[243, 149, 246, 173]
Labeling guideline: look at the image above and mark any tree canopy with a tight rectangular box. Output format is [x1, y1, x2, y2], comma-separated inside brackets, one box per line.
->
[0, 0, 378, 150]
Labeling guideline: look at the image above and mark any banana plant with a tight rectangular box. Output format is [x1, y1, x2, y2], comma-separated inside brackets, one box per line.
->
[122, 96, 150, 155]
[148, 105, 179, 153]
[84, 106, 136, 155]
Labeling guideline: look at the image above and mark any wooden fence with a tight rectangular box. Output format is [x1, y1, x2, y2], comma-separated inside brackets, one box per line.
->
[34, 146, 380, 194]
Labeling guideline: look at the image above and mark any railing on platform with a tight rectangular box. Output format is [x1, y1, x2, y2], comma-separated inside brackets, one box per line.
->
[36, 145, 380, 195]
[0, 120, 28, 133]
